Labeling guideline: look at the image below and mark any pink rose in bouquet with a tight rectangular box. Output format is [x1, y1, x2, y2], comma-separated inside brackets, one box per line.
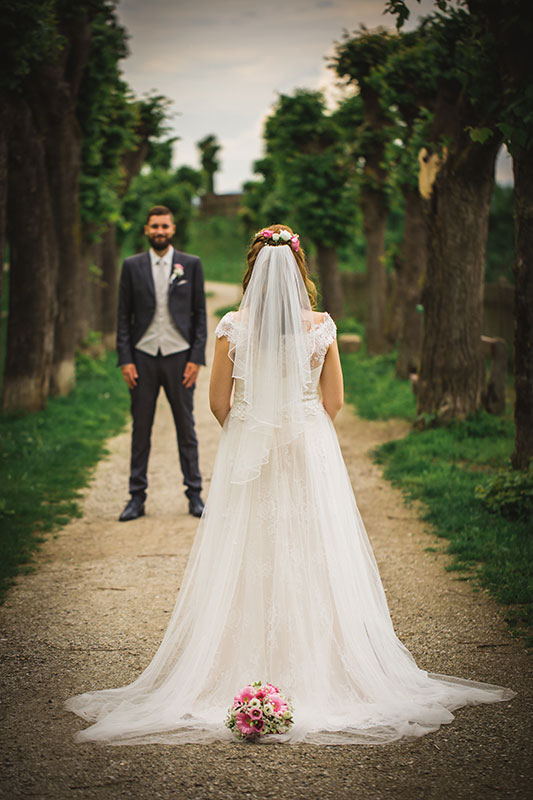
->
[234, 685, 255, 704]
[235, 711, 256, 736]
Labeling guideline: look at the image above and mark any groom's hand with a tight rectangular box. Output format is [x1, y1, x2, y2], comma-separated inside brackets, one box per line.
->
[182, 362, 200, 388]
[121, 363, 138, 389]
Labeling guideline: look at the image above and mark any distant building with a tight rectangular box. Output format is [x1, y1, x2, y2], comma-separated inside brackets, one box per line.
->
[200, 192, 242, 217]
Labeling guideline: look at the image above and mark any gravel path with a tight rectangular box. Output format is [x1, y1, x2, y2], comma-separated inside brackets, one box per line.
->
[0, 281, 531, 800]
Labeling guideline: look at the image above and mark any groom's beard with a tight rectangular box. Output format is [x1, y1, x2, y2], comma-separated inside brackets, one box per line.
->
[148, 234, 172, 253]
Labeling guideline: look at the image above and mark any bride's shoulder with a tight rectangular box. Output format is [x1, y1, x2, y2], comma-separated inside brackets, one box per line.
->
[312, 311, 336, 333]
[311, 311, 337, 355]
[215, 310, 236, 340]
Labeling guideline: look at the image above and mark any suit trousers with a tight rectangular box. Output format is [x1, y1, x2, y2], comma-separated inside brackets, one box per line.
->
[129, 349, 202, 499]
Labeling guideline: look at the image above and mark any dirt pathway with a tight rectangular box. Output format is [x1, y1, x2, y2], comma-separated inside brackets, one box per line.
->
[0, 282, 531, 800]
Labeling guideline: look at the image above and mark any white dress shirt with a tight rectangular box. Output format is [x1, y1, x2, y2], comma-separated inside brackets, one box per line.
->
[135, 247, 190, 357]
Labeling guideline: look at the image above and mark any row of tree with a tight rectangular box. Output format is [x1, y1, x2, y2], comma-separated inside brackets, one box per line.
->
[1, 0, 162, 410]
[242, 0, 532, 470]
[0, 1, 221, 415]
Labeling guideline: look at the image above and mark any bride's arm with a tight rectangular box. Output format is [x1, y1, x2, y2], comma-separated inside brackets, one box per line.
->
[319, 339, 344, 420]
[209, 335, 234, 426]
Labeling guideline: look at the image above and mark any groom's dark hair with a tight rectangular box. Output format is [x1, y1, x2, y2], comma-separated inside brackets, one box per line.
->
[146, 205, 174, 223]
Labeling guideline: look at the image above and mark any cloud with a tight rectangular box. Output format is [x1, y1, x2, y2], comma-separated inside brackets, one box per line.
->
[117, 0, 449, 192]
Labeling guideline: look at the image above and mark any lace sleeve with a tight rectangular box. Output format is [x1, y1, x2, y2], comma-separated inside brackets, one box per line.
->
[215, 311, 235, 342]
[314, 313, 337, 359]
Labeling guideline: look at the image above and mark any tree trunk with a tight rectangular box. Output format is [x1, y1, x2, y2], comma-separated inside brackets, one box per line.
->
[47, 105, 84, 394]
[385, 268, 402, 348]
[0, 96, 8, 379]
[416, 138, 500, 423]
[87, 138, 149, 348]
[29, 16, 91, 395]
[315, 245, 344, 319]
[395, 186, 427, 378]
[511, 144, 533, 469]
[92, 224, 119, 349]
[2, 100, 58, 413]
[361, 187, 388, 354]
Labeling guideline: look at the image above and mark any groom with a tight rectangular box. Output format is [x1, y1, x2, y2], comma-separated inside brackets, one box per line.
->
[116, 205, 207, 521]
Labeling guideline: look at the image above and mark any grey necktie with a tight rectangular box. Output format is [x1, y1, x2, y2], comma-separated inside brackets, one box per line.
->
[155, 258, 167, 296]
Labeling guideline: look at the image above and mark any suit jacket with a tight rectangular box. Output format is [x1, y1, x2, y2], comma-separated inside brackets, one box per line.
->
[116, 249, 207, 366]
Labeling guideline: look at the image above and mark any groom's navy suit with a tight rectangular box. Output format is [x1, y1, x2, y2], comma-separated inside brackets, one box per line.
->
[116, 248, 207, 500]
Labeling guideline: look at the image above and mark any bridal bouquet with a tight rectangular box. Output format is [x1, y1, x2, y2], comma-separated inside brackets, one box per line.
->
[225, 681, 294, 740]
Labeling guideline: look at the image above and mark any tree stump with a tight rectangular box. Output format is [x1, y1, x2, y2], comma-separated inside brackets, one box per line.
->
[338, 333, 362, 354]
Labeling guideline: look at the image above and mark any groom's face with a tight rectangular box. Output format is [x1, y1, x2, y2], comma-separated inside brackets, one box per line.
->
[144, 214, 176, 252]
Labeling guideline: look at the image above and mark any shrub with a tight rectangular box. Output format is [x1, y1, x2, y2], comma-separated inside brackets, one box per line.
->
[475, 468, 533, 522]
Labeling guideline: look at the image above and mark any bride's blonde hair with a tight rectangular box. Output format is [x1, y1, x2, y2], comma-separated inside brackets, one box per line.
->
[243, 223, 317, 308]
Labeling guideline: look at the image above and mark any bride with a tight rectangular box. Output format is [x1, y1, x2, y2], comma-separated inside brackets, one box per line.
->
[66, 224, 514, 745]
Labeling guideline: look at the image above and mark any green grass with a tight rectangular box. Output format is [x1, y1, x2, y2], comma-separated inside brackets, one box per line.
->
[341, 348, 416, 421]
[215, 303, 239, 319]
[374, 416, 532, 644]
[188, 215, 248, 284]
[0, 349, 129, 601]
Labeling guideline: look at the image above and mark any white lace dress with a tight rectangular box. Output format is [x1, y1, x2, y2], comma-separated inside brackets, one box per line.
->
[66, 311, 514, 745]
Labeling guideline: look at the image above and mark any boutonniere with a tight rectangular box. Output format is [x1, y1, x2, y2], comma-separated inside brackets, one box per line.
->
[169, 263, 184, 284]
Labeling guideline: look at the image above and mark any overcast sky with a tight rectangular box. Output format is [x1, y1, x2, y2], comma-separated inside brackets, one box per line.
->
[116, 0, 512, 192]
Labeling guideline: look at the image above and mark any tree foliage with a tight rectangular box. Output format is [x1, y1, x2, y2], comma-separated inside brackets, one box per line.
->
[197, 134, 221, 194]
[263, 90, 357, 250]
[121, 147, 202, 255]
[385, 0, 533, 467]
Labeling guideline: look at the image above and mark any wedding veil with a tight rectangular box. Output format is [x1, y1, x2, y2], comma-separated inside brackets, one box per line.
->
[226, 243, 314, 484]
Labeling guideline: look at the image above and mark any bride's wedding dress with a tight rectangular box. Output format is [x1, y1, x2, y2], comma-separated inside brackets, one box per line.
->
[66, 246, 514, 745]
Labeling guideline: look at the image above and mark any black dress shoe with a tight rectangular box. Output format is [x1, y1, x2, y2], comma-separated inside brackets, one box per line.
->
[119, 495, 145, 522]
[188, 495, 204, 518]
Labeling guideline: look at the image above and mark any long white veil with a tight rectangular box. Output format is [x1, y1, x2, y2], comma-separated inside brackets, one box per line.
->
[226, 244, 314, 484]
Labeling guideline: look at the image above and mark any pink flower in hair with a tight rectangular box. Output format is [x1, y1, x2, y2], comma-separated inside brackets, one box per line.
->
[262, 229, 274, 239]
[290, 235, 300, 252]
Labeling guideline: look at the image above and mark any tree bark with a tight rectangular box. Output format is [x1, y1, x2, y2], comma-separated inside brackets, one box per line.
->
[28, 15, 91, 395]
[48, 100, 84, 394]
[361, 187, 388, 354]
[511, 144, 533, 469]
[416, 136, 500, 423]
[395, 186, 427, 378]
[87, 136, 150, 348]
[2, 100, 58, 413]
[315, 245, 344, 320]
[92, 224, 119, 349]
[47, 14, 91, 395]
[0, 96, 8, 377]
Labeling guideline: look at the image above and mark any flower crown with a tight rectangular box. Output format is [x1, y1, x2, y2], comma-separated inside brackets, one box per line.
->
[256, 228, 300, 253]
